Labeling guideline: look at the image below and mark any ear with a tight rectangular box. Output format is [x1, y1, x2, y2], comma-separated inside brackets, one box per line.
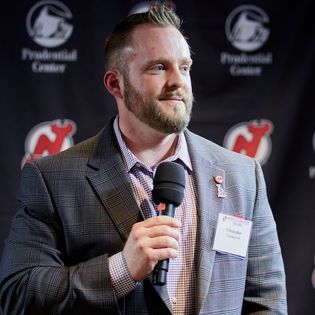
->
[103, 70, 124, 99]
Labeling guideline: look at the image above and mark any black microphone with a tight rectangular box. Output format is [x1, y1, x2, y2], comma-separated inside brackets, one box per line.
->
[152, 161, 186, 286]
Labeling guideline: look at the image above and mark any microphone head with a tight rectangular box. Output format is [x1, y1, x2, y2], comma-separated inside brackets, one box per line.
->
[152, 161, 186, 207]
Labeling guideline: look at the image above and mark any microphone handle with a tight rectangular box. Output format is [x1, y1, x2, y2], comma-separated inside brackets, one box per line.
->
[153, 203, 175, 286]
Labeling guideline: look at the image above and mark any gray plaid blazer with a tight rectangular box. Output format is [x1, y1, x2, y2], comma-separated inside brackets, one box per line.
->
[0, 118, 287, 314]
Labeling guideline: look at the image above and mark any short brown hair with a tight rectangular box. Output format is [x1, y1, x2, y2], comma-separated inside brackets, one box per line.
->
[104, 4, 182, 72]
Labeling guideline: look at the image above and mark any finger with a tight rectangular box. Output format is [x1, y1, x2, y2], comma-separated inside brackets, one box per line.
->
[146, 225, 181, 241]
[146, 247, 179, 261]
[149, 236, 180, 250]
[142, 216, 181, 228]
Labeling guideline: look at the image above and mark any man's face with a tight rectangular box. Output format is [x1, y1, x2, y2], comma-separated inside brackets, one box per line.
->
[122, 24, 193, 134]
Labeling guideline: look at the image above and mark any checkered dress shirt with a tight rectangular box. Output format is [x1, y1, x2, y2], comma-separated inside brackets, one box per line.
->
[109, 117, 198, 314]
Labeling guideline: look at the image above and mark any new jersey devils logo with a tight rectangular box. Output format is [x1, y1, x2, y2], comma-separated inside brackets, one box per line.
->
[22, 119, 77, 168]
[223, 119, 273, 165]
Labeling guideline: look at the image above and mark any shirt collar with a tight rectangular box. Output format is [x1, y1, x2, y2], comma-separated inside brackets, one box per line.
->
[113, 116, 192, 173]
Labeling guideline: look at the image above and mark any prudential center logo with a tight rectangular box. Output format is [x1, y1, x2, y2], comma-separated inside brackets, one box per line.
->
[221, 5, 272, 77]
[225, 5, 270, 52]
[26, 0, 73, 48]
[22, 1, 77, 73]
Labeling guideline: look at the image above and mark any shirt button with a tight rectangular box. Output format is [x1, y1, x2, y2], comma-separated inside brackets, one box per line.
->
[172, 297, 177, 304]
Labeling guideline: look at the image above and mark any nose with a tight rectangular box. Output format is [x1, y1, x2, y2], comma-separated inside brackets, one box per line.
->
[166, 67, 184, 90]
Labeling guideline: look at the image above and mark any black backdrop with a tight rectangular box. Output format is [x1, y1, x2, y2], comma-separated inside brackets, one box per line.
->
[0, 1, 314, 314]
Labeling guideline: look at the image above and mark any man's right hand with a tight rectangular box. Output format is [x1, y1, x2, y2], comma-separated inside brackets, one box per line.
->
[123, 216, 181, 281]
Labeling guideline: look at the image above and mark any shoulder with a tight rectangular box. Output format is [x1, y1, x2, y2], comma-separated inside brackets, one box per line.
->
[31, 133, 98, 171]
[30, 119, 116, 172]
[184, 130, 264, 193]
[185, 129, 255, 168]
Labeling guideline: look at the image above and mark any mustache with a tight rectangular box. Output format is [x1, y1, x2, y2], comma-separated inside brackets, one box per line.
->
[158, 90, 192, 103]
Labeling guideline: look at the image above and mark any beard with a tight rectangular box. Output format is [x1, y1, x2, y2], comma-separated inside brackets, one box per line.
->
[123, 76, 193, 134]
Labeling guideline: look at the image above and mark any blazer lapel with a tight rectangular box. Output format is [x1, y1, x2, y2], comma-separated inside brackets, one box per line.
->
[185, 131, 225, 314]
[86, 121, 142, 241]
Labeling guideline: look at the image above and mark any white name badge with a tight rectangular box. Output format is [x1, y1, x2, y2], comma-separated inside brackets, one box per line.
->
[213, 213, 252, 258]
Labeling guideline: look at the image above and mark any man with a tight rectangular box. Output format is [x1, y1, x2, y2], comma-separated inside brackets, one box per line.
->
[0, 5, 287, 314]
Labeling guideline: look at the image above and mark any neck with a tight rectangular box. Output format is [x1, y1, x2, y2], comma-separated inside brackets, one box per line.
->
[118, 115, 179, 167]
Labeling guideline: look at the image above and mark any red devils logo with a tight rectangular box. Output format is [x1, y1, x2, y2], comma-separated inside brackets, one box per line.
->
[22, 119, 77, 168]
[223, 120, 273, 165]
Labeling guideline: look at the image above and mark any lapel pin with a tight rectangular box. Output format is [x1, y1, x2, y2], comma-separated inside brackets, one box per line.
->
[214, 175, 224, 184]
[214, 176, 227, 198]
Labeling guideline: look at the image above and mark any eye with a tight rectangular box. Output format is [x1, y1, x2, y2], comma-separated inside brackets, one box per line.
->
[180, 64, 191, 74]
[149, 64, 165, 72]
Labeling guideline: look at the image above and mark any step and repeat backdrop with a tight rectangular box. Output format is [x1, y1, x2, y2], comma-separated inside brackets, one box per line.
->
[0, 0, 314, 313]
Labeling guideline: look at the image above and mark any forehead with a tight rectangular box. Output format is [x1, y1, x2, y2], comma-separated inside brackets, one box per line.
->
[126, 24, 191, 63]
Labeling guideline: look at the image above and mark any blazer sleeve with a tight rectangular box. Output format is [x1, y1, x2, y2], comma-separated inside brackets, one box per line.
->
[0, 162, 120, 315]
[242, 160, 287, 314]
